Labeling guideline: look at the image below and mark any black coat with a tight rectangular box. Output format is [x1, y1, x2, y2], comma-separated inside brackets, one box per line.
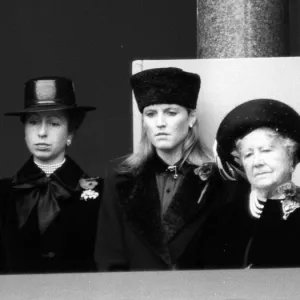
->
[212, 181, 300, 268]
[0, 156, 103, 274]
[248, 199, 300, 268]
[94, 156, 243, 271]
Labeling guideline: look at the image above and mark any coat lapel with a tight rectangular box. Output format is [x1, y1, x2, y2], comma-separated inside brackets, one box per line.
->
[12, 156, 85, 193]
[162, 168, 206, 242]
[53, 155, 86, 193]
[116, 156, 214, 267]
[116, 159, 173, 267]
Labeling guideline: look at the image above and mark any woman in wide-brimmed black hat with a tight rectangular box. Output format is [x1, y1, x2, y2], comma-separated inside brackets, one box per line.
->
[214, 98, 300, 268]
[0, 76, 103, 273]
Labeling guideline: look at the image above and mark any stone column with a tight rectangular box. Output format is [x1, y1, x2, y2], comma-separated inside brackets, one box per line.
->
[289, 0, 300, 56]
[197, 0, 289, 58]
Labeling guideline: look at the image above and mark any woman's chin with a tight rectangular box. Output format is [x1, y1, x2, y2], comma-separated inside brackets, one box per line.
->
[252, 182, 281, 197]
[32, 153, 56, 164]
[33, 151, 51, 158]
[154, 143, 173, 151]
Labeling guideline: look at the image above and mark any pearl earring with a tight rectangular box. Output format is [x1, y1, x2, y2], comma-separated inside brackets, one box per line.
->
[67, 139, 71, 146]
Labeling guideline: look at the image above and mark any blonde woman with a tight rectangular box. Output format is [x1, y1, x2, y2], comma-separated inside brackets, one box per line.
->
[94, 68, 236, 271]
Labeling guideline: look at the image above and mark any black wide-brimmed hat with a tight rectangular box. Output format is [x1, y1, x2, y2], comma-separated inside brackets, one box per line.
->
[215, 98, 300, 179]
[5, 76, 96, 116]
[130, 67, 201, 113]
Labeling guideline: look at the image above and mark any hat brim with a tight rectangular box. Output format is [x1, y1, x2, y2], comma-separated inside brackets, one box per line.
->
[4, 105, 96, 116]
[216, 99, 300, 164]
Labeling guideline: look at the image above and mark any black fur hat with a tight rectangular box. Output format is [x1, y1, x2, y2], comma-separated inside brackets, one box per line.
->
[130, 67, 201, 113]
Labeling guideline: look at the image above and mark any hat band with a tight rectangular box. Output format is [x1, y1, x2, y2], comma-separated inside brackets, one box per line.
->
[34, 100, 59, 105]
[25, 97, 75, 109]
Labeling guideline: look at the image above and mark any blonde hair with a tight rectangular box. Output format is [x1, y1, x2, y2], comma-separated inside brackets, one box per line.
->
[118, 109, 211, 174]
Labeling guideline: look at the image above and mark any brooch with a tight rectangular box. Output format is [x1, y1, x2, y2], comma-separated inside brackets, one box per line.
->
[167, 165, 178, 179]
[194, 162, 215, 181]
[281, 200, 300, 220]
[194, 162, 215, 204]
[79, 177, 99, 201]
[277, 182, 300, 220]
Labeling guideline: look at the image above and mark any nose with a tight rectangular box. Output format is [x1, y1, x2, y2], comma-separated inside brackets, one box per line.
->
[252, 152, 264, 167]
[156, 113, 166, 127]
[38, 121, 48, 137]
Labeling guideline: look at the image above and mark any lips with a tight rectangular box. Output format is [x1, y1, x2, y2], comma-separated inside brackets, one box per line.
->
[156, 133, 168, 136]
[35, 143, 51, 150]
[254, 172, 269, 177]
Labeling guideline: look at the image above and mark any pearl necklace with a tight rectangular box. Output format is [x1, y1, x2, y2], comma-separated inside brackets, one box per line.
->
[35, 158, 66, 177]
[249, 190, 267, 218]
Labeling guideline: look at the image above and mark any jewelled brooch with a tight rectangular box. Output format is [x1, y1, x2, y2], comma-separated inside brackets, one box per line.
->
[79, 177, 99, 201]
[277, 182, 300, 220]
[194, 162, 215, 181]
[194, 162, 216, 204]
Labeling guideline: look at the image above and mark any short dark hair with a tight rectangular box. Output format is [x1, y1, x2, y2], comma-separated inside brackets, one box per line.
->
[64, 110, 86, 133]
[20, 109, 86, 134]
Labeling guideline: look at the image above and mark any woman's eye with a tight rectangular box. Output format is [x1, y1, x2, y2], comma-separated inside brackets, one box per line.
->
[243, 153, 252, 159]
[145, 112, 155, 117]
[48, 118, 61, 126]
[262, 148, 271, 153]
[167, 111, 177, 116]
[28, 119, 38, 125]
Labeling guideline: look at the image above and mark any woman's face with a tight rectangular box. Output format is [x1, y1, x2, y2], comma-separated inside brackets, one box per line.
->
[238, 128, 292, 195]
[24, 110, 73, 165]
[143, 104, 195, 158]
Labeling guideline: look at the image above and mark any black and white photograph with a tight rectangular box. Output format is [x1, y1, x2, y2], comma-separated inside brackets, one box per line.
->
[0, 1, 300, 299]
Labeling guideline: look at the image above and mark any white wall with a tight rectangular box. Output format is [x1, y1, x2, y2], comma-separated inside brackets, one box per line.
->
[132, 57, 300, 184]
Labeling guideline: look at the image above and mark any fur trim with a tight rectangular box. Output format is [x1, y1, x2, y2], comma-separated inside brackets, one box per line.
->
[115, 158, 209, 266]
[162, 171, 206, 242]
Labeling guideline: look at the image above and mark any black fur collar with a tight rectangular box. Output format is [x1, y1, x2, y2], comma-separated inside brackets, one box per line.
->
[12, 155, 85, 192]
[116, 155, 208, 266]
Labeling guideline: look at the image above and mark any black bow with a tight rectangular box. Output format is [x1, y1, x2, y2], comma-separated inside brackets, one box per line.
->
[13, 173, 72, 233]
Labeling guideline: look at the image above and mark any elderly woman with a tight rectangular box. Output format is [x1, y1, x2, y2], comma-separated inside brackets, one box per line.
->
[215, 98, 300, 268]
[94, 67, 238, 271]
[1, 76, 103, 273]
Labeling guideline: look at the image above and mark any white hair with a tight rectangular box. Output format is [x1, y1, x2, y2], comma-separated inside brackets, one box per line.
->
[235, 127, 299, 168]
